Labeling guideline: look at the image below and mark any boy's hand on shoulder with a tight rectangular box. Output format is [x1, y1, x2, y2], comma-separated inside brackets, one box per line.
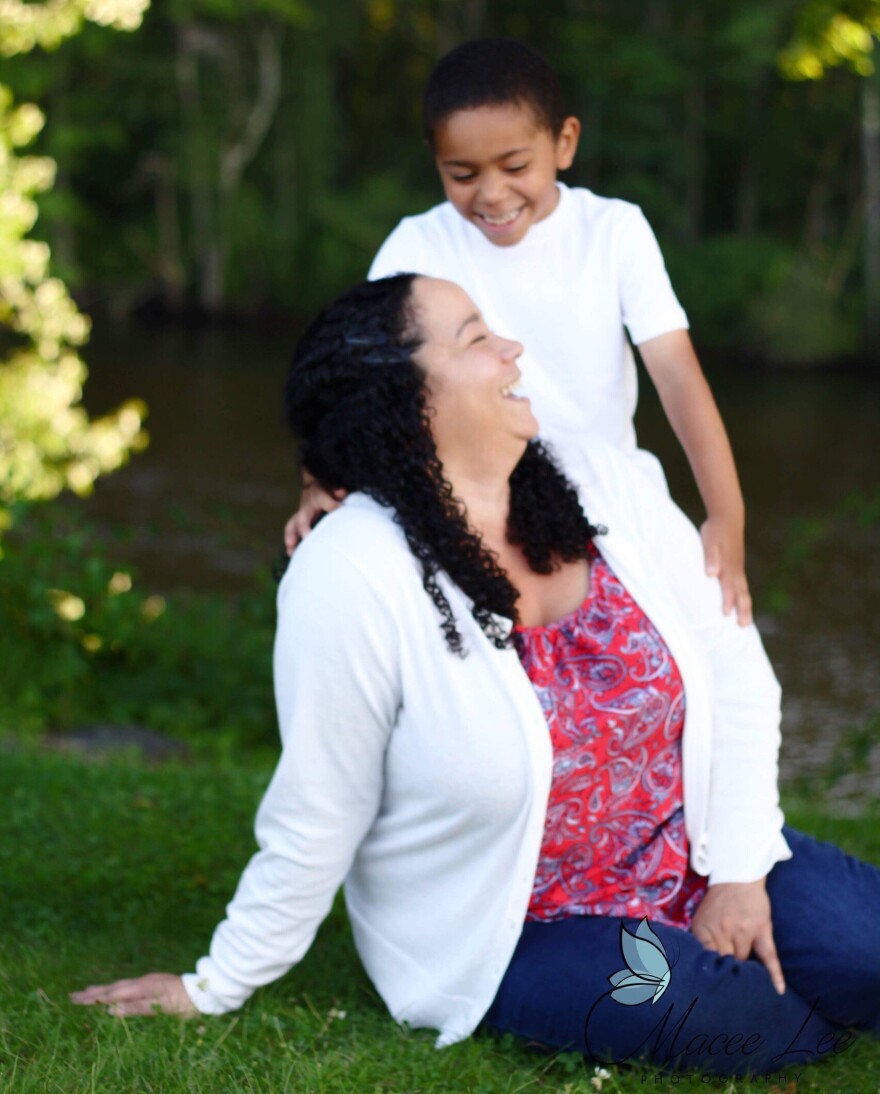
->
[284, 475, 346, 556]
[700, 515, 752, 627]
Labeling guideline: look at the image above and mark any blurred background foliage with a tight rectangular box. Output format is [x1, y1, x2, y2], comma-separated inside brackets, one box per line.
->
[0, 501, 276, 753]
[0, 0, 149, 523]
[1, 0, 878, 363]
[1, 0, 879, 759]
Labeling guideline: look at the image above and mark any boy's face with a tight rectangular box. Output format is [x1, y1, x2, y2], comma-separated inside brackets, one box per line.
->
[433, 103, 580, 247]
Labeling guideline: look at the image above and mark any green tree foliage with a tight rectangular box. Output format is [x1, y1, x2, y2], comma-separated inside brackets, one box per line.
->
[0, 0, 149, 523]
[779, 0, 880, 344]
[0, 0, 149, 55]
[2, 0, 876, 363]
[780, 0, 880, 77]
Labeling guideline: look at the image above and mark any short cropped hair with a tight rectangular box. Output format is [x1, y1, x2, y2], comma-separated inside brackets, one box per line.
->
[423, 37, 567, 147]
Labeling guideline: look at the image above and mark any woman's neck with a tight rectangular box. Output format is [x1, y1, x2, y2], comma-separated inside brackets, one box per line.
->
[445, 469, 512, 545]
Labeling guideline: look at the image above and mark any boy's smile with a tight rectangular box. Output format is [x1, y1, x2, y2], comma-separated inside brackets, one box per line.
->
[433, 103, 580, 247]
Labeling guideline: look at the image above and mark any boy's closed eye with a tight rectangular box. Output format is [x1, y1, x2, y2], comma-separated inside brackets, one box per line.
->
[450, 164, 528, 182]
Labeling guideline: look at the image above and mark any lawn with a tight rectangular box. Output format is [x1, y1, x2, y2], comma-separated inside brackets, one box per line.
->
[1, 746, 878, 1094]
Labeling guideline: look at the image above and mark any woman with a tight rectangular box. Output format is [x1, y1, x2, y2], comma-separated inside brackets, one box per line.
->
[72, 275, 879, 1074]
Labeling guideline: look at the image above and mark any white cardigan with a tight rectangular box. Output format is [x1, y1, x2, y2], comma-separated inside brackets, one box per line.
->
[182, 439, 790, 1047]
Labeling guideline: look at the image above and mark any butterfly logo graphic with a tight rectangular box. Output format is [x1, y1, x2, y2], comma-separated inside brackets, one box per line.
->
[608, 917, 671, 1006]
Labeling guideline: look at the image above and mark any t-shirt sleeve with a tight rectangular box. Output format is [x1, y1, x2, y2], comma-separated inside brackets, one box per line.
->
[616, 207, 689, 345]
[368, 219, 427, 281]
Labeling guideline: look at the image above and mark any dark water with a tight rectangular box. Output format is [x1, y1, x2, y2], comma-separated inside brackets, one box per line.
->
[82, 321, 880, 799]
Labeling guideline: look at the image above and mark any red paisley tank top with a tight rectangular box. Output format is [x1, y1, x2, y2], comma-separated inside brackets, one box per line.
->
[514, 542, 707, 928]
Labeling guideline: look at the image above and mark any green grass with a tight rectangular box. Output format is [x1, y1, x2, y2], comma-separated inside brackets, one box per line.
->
[1, 748, 878, 1094]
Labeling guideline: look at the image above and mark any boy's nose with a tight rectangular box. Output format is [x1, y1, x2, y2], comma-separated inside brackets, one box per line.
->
[477, 171, 507, 205]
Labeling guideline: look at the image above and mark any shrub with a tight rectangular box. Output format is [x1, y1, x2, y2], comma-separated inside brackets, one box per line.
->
[0, 502, 277, 755]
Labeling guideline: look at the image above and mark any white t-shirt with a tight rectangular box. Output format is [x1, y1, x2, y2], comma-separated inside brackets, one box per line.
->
[369, 183, 688, 480]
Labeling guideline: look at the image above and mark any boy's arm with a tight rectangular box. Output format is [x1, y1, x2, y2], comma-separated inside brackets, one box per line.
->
[638, 328, 752, 626]
[284, 469, 344, 555]
[283, 218, 425, 554]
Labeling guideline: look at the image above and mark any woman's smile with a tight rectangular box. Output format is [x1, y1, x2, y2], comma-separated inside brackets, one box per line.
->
[411, 277, 538, 466]
[500, 373, 526, 400]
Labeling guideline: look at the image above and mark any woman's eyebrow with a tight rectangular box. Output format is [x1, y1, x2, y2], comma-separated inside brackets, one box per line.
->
[455, 313, 481, 338]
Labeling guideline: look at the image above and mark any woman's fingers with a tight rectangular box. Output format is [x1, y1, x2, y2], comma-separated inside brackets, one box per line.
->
[70, 973, 197, 1017]
[753, 924, 786, 996]
[691, 922, 738, 959]
[691, 880, 786, 995]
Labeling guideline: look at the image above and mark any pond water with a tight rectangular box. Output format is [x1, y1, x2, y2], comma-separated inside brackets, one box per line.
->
[82, 321, 880, 799]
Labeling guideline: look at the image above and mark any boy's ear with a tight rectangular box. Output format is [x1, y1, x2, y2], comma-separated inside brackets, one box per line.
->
[555, 116, 581, 171]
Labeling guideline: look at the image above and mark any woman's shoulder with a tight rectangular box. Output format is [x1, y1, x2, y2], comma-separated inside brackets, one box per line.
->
[559, 436, 639, 496]
[560, 437, 671, 538]
[279, 494, 419, 601]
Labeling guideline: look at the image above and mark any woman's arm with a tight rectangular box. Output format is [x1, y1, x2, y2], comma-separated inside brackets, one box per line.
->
[629, 458, 784, 883]
[604, 449, 788, 985]
[187, 536, 401, 1014]
[74, 527, 402, 1017]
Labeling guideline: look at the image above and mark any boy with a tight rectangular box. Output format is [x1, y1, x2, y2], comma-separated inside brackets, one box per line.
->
[286, 37, 751, 624]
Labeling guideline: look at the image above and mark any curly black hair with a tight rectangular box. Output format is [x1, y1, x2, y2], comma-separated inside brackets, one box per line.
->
[284, 274, 600, 654]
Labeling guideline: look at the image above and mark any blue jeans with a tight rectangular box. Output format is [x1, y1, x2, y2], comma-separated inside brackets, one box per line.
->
[482, 827, 880, 1076]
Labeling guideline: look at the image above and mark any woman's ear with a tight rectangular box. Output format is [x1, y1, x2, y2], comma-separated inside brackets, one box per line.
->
[555, 116, 581, 171]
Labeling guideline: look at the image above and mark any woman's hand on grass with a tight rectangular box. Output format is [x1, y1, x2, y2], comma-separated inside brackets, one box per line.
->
[70, 973, 198, 1017]
[284, 474, 345, 555]
[691, 878, 785, 995]
[700, 515, 752, 626]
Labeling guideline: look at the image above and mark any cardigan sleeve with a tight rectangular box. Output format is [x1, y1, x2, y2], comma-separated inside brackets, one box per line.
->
[182, 539, 402, 1014]
[632, 470, 789, 884]
[574, 439, 789, 885]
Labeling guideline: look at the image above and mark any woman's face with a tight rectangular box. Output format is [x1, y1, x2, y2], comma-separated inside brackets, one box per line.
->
[410, 278, 538, 472]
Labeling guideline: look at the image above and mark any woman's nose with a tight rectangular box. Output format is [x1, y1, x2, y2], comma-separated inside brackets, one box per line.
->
[501, 336, 524, 359]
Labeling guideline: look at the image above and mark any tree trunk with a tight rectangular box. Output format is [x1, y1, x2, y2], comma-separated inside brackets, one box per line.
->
[682, 8, 706, 244]
[736, 78, 770, 239]
[175, 24, 215, 311]
[803, 129, 846, 256]
[201, 23, 283, 313]
[150, 153, 186, 313]
[862, 72, 880, 344]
